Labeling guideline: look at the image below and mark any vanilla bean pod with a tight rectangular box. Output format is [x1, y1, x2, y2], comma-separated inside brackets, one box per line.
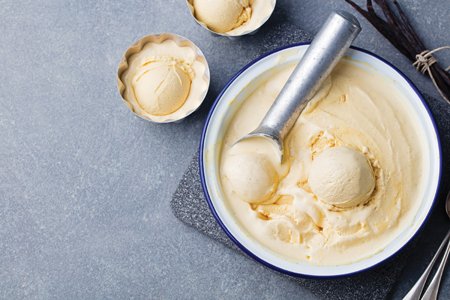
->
[345, 0, 450, 102]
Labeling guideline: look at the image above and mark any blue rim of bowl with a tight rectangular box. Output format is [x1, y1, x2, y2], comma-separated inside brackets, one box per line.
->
[199, 42, 442, 279]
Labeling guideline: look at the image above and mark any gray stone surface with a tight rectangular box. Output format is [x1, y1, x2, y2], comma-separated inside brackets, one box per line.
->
[0, 0, 448, 299]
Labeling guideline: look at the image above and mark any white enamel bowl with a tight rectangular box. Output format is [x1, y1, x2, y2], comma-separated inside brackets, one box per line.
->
[200, 43, 441, 277]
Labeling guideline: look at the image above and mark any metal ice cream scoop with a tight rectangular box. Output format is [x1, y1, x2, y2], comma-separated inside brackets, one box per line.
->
[237, 11, 361, 160]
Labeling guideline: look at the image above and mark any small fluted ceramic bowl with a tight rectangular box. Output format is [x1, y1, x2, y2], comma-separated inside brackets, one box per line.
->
[200, 43, 441, 277]
[117, 33, 210, 123]
[186, 0, 276, 38]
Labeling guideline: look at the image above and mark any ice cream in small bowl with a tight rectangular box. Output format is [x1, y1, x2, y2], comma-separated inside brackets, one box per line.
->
[200, 44, 441, 277]
[186, 0, 276, 37]
[117, 33, 210, 123]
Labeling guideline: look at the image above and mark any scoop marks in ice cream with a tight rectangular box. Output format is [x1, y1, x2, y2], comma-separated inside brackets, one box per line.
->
[219, 59, 427, 265]
[193, 0, 252, 33]
[120, 37, 209, 121]
[132, 59, 192, 116]
[309, 146, 375, 208]
[189, 0, 275, 36]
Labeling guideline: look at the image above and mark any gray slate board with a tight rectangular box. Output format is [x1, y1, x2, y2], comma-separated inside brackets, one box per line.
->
[171, 18, 450, 300]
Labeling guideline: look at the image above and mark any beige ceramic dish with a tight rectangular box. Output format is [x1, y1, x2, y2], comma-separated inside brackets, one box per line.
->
[117, 33, 210, 123]
[186, 0, 276, 38]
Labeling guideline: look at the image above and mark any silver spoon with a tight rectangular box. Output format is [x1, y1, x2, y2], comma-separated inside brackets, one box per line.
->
[236, 11, 361, 161]
[403, 191, 450, 300]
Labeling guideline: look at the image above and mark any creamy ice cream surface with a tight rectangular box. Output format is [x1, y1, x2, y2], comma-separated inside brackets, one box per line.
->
[222, 152, 277, 204]
[132, 59, 192, 116]
[309, 146, 375, 208]
[120, 36, 209, 122]
[190, 0, 274, 35]
[193, 0, 252, 33]
[219, 59, 427, 265]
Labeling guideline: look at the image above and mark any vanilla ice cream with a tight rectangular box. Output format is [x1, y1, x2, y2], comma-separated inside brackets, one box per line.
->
[189, 0, 275, 36]
[309, 147, 375, 208]
[119, 36, 209, 122]
[222, 152, 278, 204]
[193, 0, 252, 33]
[219, 59, 427, 265]
[132, 59, 192, 115]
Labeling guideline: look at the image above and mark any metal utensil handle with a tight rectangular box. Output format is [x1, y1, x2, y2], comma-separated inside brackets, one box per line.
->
[420, 230, 450, 300]
[402, 230, 450, 300]
[258, 11, 361, 140]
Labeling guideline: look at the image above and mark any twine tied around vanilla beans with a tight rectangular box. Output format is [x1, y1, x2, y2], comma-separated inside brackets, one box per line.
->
[413, 46, 450, 103]
[346, 0, 450, 104]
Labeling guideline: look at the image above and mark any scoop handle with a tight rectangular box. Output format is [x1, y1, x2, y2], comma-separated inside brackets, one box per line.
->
[255, 11, 361, 141]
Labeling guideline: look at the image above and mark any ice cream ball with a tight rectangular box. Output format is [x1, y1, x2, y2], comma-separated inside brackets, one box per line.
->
[193, 0, 252, 33]
[132, 60, 192, 116]
[223, 152, 278, 204]
[308, 146, 375, 208]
